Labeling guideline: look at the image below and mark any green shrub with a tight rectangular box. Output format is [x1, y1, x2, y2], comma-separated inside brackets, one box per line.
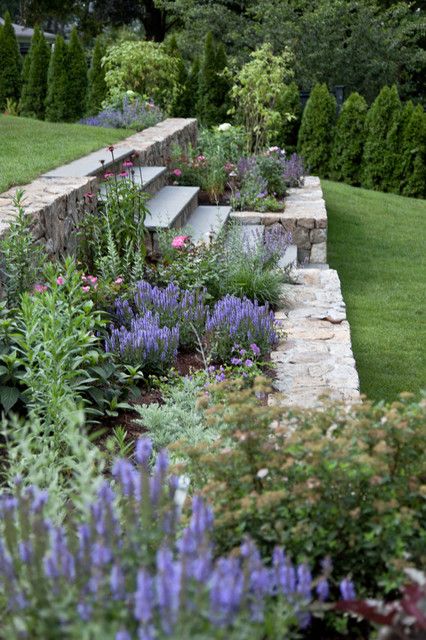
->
[0, 11, 22, 109]
[400, 104, 426, 199]
[103, 40, 179, 111]
[45, 34, 69, 122]
[361, 85, 401, 191]
[297, 83, 336, 177]
[183, 382, 426, 595]
[19, 26, 50, 119]
[86, 36, 107, 116]
[197, 32, 229, 127]
[331, 92, 368, 185]
[230, 43, 295, 154]
[66, 27, 88, 121]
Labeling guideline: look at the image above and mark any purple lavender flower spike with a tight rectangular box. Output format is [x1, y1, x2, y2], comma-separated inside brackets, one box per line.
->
[316, 577, 330, 602]
[134, 569, 154, 624]
[340, 577, 356, 600]
[135, 438, 153, 466]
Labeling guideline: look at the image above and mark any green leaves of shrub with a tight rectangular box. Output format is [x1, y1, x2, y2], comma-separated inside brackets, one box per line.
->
[182, 381, 426, 596]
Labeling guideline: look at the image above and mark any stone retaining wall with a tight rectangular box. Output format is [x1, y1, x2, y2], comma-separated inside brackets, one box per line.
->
[231, 176, 327, 264]
[270, 267, 360, 408]
[0, 118, 197, 256]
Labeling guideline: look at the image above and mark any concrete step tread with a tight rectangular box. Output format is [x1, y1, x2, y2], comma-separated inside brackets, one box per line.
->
[146, 186, 199, 230]
[185, 205, 231, 242]
[98, 167, 167, 196]
[43, 145, 135, 178]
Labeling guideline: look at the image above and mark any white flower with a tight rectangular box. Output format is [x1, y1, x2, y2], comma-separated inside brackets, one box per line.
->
[218, 122, 232, 131]
[257, 468, 269, 479]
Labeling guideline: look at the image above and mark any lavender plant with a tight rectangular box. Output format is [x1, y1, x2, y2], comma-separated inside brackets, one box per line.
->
[206, 295, 278, 361]
[283, 153, 305, 187]
[0, 438, 349, 640]
[105, 311, 179, 374]
[80, 95, 163, 131]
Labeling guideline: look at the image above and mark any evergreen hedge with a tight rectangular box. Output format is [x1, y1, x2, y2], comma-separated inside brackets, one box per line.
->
[66, 27, 87, 121]
[273, 81, 302, 153]
[19, 26, 50, 119]
[361, 85, 401, 190]
[45, 35, 69, 122]
[400, 104, 426, 199]
[0, 11, 22, 109]
[331, 92, 368, 185]
[297, 83, 336, 177]
[86, 37, 107, 116]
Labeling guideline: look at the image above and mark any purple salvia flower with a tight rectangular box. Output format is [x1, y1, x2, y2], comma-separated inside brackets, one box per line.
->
[77, 601, 92, 622]
[340, 577, 356, 600]
[316, 577, 330, 602]
[135, 438, 152, 466]
[134, 569, 153, 624]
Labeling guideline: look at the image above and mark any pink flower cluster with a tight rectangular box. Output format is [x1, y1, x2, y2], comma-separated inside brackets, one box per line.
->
[172, 168, 182, 178]
[171, 235, 190, 249]
[81, 274, 98, 293]
[33, 283, 48, 294]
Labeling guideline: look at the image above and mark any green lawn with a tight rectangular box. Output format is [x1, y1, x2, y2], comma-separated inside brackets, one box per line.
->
[0, 115, 133, 193]
[322, 180, 426, 401]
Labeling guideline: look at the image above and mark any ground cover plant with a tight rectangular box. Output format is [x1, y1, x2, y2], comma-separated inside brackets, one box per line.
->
[323, 180, 426, 400]
[0, 115, 131, 193]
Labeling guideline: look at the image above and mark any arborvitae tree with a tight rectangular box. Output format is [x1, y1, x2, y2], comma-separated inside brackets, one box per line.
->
[66, 27, 88, 121]
[165, 35, 191, 118]
[400, 104, 426, 199]
[330, 92, 368, 185]
[20, 49, 32, 110]
[0, 11, 22, 109]
[187, 56, 201, 117]
[273, 81, 302, 152]
[197, 32, 229, 127]
[383, 99, 414, 194]
[297, 83, 336, 177]
[87, 36, 107, 115]
[19, 26, 50, 119]
[361, 85, 401, 191]
[45, 35, 69, 122]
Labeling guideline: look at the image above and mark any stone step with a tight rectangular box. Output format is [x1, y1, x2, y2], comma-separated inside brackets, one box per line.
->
[145, 186, 199, 231]
[42, 145, 134, 178]
[98, 167, 167, 198]
[185, 205, 231, 243]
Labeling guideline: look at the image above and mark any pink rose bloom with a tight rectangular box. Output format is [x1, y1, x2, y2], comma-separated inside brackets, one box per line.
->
[82, 286, 90, 293]
[114, 277, 123, 285]
[171, 235, 190, 249]
[56, 276, 64, 285]
[172, 168, 182, 177]
[33, 284, 47, 293]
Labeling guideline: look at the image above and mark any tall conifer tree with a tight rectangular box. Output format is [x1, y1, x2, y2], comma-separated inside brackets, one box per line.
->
[0, 11, 22, 109]
[45, 35, 69, 122]
[20, 26, 50, 119]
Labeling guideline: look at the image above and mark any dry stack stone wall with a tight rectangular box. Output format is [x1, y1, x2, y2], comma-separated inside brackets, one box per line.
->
[231, 176, 327, 263]
[0, 118, 197, 257]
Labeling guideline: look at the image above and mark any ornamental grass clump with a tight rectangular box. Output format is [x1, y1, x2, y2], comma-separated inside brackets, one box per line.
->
[0, 438, 349, 640]
[206, 295, 278, 362]
[105, 311, 179, 374]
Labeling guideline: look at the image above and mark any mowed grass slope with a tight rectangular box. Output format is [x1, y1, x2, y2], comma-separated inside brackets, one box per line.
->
[322, 180, 426, 401]
[0, 115, 133, 193]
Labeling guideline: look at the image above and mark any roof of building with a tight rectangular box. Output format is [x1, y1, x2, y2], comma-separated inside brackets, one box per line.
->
[0, 17, 55, 41]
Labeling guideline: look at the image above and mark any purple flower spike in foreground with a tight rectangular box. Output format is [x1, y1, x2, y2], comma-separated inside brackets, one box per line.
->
[340, 577, 356, 600]
[0, 437, 350, 638]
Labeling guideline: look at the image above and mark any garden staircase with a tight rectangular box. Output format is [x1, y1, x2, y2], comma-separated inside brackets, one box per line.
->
[43, 146, 232, 251]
